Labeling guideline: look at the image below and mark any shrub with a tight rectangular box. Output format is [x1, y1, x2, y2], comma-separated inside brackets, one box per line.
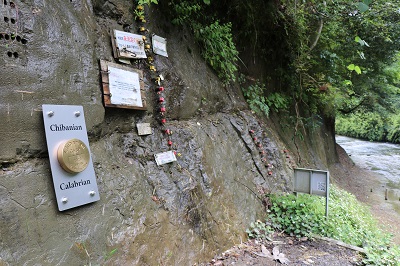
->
[241, 81, 288, 117]
[193, 21, 238, 84]
[169, 1, 239, 84]
[387, 113, 400, 143]
[267, 193, 328, 238]
[335, 112, 387, 141]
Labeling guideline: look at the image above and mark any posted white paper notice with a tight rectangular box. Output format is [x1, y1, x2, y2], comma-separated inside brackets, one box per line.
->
[108, 66, 142, 107]
[114, 30, 147, 58]
[152, 35, 168, 57]
[154, 151, 177, 165]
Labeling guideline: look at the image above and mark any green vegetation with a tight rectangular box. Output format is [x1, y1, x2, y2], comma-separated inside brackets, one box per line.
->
[104, 248, 118, 261]
[336, 110, 400, 143]
[335, 51, 400, 142]
[166, 1, 400, 128]
[336, 112, 387, 141]
[169, 0, 238, 84]
[193, 21, 238, 83]
[134, 0, 158, 21]
[247, 185, 400, 265]
[246, 220, 273, 241]
[241, 79, 288, 117]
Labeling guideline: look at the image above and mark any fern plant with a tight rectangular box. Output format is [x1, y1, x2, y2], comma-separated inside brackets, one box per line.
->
[242, 81, 288, 117]
[193, 21, 238, 84]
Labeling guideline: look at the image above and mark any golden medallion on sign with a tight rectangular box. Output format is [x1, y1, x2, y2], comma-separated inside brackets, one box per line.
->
[57, 139, 90, 174]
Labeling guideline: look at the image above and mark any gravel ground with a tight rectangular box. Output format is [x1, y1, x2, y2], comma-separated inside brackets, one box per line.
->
[200, 234, 362, 266]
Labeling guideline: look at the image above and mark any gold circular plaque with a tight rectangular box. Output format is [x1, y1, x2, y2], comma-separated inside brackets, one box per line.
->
[57, 139, 90, 174]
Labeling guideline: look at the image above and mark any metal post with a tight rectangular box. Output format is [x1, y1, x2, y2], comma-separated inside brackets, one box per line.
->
[325, 172, 329, 218]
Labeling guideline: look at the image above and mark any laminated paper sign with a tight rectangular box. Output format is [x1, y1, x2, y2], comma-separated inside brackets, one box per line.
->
[108, 66, 142, 107]
[154, 151, 177, 166]
[112, 29, 147, 59]
[152, 34, 168, 57]
[294, 168, 329, 217]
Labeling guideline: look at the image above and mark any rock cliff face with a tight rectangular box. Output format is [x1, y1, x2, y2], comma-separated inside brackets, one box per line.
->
[0, 1, 336, 265]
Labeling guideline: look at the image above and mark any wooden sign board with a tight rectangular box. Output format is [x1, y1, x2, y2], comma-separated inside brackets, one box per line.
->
[99, 60, 147, 110]
[111, 29, 147, 59]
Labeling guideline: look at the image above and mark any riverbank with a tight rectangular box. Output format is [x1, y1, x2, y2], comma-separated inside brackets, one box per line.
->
[332, 144, 400, 244]
[201, 144, 400, 265]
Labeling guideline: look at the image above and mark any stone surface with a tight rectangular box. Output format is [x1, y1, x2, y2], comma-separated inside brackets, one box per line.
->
[0, 1, 336, 265]
[0, 0, 105, 160]
[0, 112, 292, 265]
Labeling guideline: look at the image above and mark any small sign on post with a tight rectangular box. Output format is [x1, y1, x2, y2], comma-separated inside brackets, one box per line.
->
[294, 168, 330, 217]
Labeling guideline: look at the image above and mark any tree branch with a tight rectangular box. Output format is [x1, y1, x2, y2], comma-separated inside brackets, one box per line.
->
[309, 1, 326, 51]
[338, 97, 368, 114]
[309, 19, 324, 51]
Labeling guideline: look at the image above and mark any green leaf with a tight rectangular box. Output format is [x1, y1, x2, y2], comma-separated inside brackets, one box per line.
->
[355, 36, 370, 47]
[347, 64, 355, 71]
[358, 2, 369, 13]
[355, 66, 362, 74]
[203, 0, 210, 4]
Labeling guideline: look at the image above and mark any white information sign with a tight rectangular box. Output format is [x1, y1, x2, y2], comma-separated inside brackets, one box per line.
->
[108, 66, 143, 107]
[154, 151, 177, 166]
[152, 35, 168, 57]
[114, 30, 147, 59]
[42, 105, 100, 211]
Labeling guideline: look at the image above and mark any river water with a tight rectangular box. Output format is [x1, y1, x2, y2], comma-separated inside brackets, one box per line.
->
[336, 136, 400, 237]
[336, 135, 400, 186]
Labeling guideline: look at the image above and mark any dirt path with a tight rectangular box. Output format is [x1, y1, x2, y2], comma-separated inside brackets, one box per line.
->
[200, 235, 362, 266]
